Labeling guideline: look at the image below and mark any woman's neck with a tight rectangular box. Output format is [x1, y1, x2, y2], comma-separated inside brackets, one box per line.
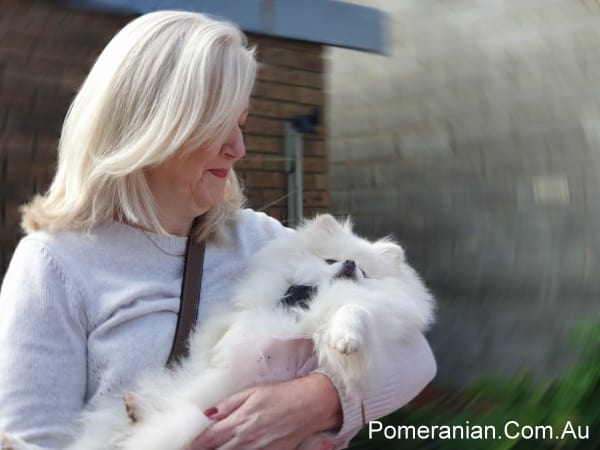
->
[157, 215, 194, 237]
[115, 213, 196, 237]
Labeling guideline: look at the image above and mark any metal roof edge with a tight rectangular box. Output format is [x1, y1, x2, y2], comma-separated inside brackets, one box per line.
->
[64, 0, 388, 54]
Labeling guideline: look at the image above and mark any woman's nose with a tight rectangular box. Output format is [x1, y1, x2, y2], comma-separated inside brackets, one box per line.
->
[222, 127, 246, 160]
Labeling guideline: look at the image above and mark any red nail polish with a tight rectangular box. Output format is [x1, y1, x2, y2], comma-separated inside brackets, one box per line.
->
[203, 406, 218, 417]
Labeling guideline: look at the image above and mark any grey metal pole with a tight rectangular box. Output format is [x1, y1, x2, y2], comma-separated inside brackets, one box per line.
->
[293, 126, 303, 225]
[284, 109, 319, 227]
[284, 122, 304, 227]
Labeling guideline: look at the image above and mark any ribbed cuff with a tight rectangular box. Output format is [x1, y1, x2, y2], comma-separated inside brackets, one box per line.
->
[309, 334, 437, 449]
[310, 369, 396, 449]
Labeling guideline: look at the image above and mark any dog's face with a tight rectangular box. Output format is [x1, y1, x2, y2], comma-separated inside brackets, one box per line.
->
[280, 258, 367, 310]
[273, 214, 406, 310]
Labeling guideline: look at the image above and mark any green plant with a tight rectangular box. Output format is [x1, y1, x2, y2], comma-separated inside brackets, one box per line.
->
[349, 315, 600, 450]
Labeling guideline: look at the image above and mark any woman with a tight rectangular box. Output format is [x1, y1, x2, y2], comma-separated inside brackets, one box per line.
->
[0, 11, 436, 450]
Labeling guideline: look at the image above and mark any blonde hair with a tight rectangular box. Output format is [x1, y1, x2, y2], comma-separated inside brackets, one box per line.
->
[21, 10, 257, 241]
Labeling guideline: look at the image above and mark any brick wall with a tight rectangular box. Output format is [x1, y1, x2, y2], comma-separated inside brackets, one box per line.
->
[0, 0, 328, 275]
[327, 0, 600, 385]
[239, 35, 328, 222]
[0, 0, 126, 275]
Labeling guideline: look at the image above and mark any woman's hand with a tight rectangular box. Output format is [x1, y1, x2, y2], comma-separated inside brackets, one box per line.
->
[189, 374, 341, 450]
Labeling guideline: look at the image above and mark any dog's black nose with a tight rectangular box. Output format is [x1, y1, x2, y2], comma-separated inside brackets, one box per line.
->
[335, 260, 356, 280]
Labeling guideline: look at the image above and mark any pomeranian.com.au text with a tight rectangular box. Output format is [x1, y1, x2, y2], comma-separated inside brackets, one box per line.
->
[368, 420, 589, 443]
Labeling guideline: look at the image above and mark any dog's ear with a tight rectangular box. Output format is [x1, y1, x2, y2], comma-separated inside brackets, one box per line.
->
[309, 214, 349, 234]
[374, 238, 405, 263]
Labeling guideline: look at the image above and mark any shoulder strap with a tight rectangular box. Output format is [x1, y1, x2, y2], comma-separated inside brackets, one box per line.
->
[166, 221, 206, 368]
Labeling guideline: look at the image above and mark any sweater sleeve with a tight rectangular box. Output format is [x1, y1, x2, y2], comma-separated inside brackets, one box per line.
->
[314, 333, 436, 449]
[0, 237, 87, 449]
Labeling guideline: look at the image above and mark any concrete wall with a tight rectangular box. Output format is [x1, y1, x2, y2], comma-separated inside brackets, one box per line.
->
[327, 0, 600, 386]
[0, 0, 328, 275]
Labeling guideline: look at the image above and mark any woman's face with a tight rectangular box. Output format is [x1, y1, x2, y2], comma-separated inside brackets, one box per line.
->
[145, 109, 248, 234]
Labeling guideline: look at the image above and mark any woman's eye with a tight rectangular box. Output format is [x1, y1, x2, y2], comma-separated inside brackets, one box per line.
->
[325, 259, 337, 265]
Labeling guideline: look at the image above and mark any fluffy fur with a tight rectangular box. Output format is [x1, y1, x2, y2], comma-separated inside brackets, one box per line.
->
[1, 214, 434, 450]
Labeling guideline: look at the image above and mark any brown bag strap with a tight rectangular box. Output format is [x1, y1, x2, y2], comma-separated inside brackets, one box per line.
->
[166, 219, 206, 368]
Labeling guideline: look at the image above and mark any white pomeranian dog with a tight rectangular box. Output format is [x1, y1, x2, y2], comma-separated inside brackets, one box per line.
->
[1, 214, 434, 450]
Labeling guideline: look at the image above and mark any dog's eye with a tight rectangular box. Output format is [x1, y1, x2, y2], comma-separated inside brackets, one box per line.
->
[325, 259, 338, 265]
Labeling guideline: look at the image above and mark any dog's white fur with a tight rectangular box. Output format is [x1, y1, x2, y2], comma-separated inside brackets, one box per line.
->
[2, 214, 434, 450]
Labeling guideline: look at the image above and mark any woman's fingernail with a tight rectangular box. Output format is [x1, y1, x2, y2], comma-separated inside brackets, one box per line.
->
[320, 441, 333, 450]
[203, 406, 218, 417]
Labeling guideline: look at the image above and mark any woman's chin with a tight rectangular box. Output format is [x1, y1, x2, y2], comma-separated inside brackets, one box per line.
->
[193, 190, 225, 214]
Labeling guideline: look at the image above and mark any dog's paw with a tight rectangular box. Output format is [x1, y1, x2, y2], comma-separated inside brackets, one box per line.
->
[326, 330, 361, 354]
[324, 319, 363, 354]
[1, 433, 26, 450]
[124, 392, 139, 424]
[324, 304, 370, 355]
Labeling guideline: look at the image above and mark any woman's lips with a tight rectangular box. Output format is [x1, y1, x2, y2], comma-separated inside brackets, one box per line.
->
[208, 169, 228, 178]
